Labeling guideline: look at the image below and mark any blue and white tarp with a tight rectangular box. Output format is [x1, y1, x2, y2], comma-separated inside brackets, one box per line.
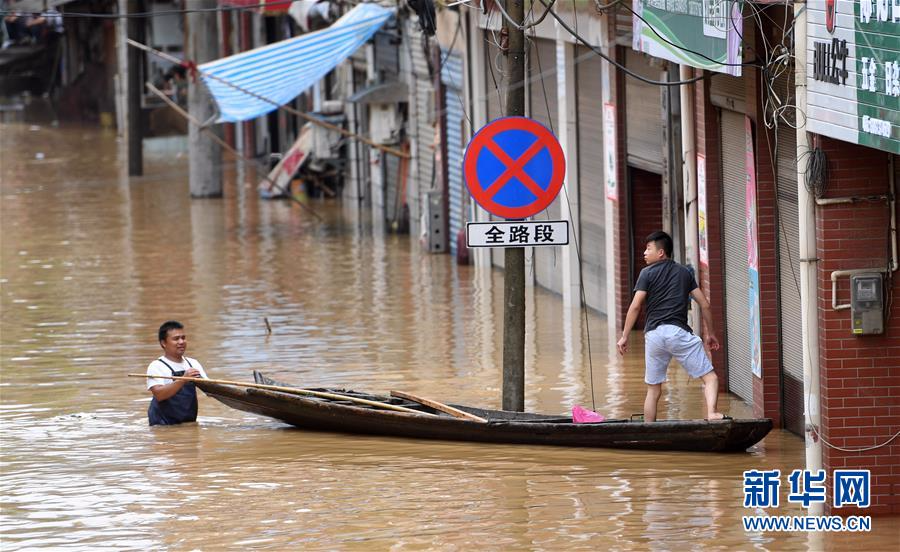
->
[199, 3, 394, 123]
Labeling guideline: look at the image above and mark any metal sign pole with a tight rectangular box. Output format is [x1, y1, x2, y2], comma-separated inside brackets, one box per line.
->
[502, 0, 526, 412]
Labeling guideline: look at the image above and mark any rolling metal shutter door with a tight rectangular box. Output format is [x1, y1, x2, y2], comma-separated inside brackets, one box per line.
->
[710, 74, 747, 113]
[710, 26, 751, 113]
[625, 49, 663, 174]
[529, 38, 561, 293]
[777, 112, 804, 436]
[576, 47, 607, 314]
[721, 109, 753, 403]
[442, 50, 465, 256]
[411, 29, 434, 228]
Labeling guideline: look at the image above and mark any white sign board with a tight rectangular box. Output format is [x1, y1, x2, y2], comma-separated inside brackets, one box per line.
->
[806, 0, 900, 154]
[260, 125, 312, 194]
[466, 221, 570, 248]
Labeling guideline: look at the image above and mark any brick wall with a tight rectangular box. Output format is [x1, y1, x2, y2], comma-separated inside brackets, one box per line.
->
[748, 19, 785, 425]
[695, 78, 727, 387]
[614, 46, 631, 331]
[816, 137, 899, 515]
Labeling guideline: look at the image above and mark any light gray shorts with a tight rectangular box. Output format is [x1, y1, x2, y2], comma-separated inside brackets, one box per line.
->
[644, 324, 714, 385]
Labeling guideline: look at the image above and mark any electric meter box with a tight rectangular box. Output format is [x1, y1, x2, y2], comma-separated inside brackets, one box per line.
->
[850, 273, 883, 335]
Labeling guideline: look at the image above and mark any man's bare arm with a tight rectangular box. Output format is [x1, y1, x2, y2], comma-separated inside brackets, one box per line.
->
[690, 287, 720, 350]
[617, 290, 647, 354]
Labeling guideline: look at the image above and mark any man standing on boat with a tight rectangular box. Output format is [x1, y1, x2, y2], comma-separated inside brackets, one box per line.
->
[616, 231, 726, 422]
[146, 321, 208, 426]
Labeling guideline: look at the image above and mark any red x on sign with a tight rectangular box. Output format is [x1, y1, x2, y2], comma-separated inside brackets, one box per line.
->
[463, 117, 566, 219]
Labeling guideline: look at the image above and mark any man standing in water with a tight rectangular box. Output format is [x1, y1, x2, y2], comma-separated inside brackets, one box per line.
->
[616, 231, 726, 422]
[146, 321, 207, 425]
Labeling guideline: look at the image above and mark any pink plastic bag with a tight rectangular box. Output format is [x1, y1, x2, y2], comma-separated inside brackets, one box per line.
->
[572, 405, 606, 424]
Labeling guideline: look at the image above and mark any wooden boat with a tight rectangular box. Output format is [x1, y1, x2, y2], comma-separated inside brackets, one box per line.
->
[197, 372, 773, 453]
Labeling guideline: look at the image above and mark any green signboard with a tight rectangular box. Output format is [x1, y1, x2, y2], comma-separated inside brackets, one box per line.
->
[632, 0, 743, 76]
[807, 0, 900, 154]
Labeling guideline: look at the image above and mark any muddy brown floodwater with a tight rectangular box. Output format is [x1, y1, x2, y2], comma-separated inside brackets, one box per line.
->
[1, 123, 898, 550]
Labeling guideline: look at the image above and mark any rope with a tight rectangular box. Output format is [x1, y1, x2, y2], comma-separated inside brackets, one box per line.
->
[145, 82, 324, 222]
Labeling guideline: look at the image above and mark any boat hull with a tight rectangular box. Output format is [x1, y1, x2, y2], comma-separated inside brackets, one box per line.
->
[198, 375, 772, 453]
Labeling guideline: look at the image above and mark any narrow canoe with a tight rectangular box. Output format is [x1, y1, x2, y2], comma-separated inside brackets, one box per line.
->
[197, 372, 773, 453]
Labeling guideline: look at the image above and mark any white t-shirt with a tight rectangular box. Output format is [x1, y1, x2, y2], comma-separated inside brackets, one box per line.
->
[146, 356, 207, 390]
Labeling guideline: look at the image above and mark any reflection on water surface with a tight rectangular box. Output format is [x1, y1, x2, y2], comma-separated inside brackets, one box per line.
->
[1, 123, 897, 550]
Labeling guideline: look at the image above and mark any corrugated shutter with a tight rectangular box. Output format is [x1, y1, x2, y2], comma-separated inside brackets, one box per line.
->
[775, 73, 804, 435]
[721, 109, 753, 403]
[577, 46, 607, 314]
[529, 38, 561, 293]
[442, 49, 465, 256]
[625, 49, 664, 174]
[410, 28, 435, 227]
[710, 24, 752, 113]
[710, 74, 747, 113]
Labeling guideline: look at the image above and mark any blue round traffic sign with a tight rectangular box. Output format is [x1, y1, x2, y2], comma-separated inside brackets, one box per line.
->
[463, 117, 566, 219]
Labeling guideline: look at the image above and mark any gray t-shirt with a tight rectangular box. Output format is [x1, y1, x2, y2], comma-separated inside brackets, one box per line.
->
[634, 259, 698, 333]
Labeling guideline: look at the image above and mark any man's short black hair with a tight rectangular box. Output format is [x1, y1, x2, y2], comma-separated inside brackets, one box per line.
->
[645, 231, 673, 259]
[158, 320, 183, 342]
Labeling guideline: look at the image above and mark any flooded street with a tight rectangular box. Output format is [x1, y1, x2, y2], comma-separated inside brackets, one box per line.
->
[1, 123, 898, 550]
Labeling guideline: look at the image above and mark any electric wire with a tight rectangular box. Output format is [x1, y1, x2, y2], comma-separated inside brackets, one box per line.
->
[126, 38, 410, 159]
[492, 0, 557, 30]
[619, 1, 762, 68]
[525, 15, 602, 409]
[36, 0, 897, 442]
[534, 0, 707, 86]
[145, 81, 325, 221]
[536, 44, 600, 411]
[748, 2, 900, 453]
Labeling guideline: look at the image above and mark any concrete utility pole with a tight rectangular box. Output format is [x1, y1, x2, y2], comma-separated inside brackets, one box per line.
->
[794, 3, 824, 518]
[502, 0, 526, 412]
[186, 0, 223, 197]
[126, 0, 143, 176]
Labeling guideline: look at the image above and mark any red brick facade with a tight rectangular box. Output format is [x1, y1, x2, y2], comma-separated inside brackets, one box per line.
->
[613, 46, 631, 331]
[815, 137, 900, 515]
[691, 11, 792, 419]
[694, 78, 727, 386]
[746, 27, 785, 426]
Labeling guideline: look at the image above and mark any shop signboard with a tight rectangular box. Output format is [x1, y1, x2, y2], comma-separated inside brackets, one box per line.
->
[807, 0, 900, 154]
[631, 0, 743, 76]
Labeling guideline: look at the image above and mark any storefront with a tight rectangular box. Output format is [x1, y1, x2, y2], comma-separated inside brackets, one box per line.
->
[576, 46, 608, 314]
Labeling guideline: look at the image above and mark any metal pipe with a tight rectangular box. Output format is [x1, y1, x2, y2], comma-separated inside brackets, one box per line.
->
[825, 158, 896, 310]
[794, 1, 823, 517]
[815, 194, 887, 205]
[679, 64, 700, 331]
[890, 155, 897, 271]
[831, 268, 888, 310]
